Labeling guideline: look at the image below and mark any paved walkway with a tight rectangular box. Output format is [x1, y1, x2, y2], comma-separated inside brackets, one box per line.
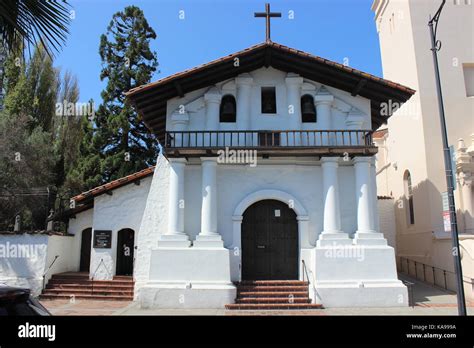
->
[40, 274, 474, 316]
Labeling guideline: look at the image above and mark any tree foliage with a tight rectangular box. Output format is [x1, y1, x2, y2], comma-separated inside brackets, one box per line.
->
[72, 6, 159, 189]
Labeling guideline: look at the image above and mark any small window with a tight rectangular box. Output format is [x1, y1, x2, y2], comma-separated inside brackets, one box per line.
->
[404, 170, 415, 225]
[261, 87, 276, 114]
[220, 95, 236, 122]
[301, 95, 316, 122]
[462, 64, 474, 97]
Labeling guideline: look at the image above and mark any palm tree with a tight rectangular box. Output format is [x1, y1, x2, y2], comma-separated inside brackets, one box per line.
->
[0, 1, 71, 110]
[0, 0, 71, 56]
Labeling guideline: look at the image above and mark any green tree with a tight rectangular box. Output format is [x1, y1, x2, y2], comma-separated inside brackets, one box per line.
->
[4, 44, 58, 131]
[74, 5, 159, 189]
[0, 44, 83, 231]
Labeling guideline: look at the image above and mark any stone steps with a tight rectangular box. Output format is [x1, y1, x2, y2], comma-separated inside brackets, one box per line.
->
[42, 289, 133, 296]
[236, 291, 309, 298]
[225, 303, 323, 310]
[40, 272, 134, 301]
[46, 284, 133, 291]
[236, 297, 311, 304]
[226, 280, 323, 310]
[39, 294, 133, 301]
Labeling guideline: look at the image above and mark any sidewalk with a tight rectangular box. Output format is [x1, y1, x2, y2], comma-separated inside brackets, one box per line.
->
[41, 274, 474, 316]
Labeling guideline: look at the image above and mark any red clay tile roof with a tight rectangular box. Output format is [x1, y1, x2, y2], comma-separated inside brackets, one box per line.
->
[125, 41, 415, 143]
[126, 41, 415, 97]
[373, 128, 388, 139]
[72, 166, 155, 203]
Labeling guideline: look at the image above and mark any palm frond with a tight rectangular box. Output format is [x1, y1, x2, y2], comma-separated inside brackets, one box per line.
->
[0, 0, 72, 57]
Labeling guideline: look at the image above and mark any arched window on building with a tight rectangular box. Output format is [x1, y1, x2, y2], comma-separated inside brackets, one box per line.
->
[219, 95, 236, 122]
[301, 95, 316, 123]
[404, 170, 415, 225]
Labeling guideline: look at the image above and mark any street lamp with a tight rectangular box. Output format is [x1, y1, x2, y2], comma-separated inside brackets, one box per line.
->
[428, 0, 467, 316]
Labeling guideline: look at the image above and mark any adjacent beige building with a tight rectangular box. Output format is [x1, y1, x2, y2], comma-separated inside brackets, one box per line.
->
[372, 0, 474, 300]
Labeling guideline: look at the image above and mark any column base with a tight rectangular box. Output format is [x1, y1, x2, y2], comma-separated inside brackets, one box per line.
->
[353, 231, 387, 246]
[193, 234, 224, 248]
[157, 234, 191, 248]
[316, 231, 353, 247]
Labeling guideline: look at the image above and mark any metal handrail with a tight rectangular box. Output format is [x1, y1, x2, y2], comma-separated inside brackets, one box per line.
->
[42, 255, 59, 290]
[301, 260, 323, 306]
[165, 129, 374, 148]
[399, 256, 474, 291]
[302, 259, 310, 283]
[91, 258, 112, 294]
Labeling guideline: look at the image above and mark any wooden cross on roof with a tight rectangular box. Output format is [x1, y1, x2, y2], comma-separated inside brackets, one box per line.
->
[254, 3, 282, 42]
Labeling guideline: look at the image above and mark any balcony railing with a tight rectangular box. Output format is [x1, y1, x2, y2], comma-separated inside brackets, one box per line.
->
[165, 130, 374, 149]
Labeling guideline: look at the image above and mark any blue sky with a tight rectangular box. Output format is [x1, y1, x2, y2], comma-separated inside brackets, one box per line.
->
[54, 0, 380, 104]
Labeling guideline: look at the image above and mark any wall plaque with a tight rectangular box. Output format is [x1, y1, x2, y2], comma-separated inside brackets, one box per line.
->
[93, 230, 112, 248]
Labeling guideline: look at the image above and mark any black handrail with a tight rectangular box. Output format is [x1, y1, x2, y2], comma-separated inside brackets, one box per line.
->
[399, 256, 474, 290]
[302, 260, 310, 283]
[91, 258, 112, 295]
[42, 255, 59, 290]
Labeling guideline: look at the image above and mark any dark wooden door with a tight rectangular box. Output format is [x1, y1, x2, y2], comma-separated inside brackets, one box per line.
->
[79, 228, 92, 272]
[116, 229, 135, 276]
[242, 200, 298, 280]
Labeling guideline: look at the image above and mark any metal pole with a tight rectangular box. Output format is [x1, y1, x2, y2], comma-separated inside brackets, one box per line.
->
[428, 0, 466, 316]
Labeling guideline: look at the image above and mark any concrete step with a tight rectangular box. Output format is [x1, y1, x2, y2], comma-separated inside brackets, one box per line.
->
[47, 279, 134, 286]
[43, 289, 133, 296]
[237, 285, 308, 292]
[236, 297, 311, 304]
[46, 284, 133, 291]
[225, 303, 323, 310]
[39, 294, 132, 301]
[238, 280, 309, 286]
[237, 291, 309, 298]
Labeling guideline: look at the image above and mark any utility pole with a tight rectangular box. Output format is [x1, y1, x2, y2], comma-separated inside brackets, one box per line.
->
[428, 0, 466, 316]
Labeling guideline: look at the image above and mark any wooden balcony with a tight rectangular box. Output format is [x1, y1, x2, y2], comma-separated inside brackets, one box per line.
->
[164, 130, 377, 157]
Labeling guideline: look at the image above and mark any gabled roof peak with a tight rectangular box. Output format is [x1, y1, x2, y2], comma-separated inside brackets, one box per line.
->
[126, 41, 415, 143]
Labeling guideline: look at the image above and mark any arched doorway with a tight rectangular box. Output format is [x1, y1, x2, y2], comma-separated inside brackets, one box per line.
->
[116, 229, 135, 276]
[242, 200, 298, 280]
[79, 228, 92, 272]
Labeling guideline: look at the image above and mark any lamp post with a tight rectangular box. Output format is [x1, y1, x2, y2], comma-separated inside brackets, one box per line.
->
[428, 0, 466, 316]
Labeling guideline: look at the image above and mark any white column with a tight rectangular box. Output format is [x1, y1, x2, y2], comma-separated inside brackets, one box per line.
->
[285, 73, 303, 145]
[157, 158, 190, 247]
[345, 111, 365, 146]
[235, 74, 253, 146]
[317, 157, 352, 247]
[461, 174, 474, 234]
[370, 157, 381, 232]
[204, 88, 221, 147]
[170, 111, 189, 147]
[195, 157, 224, 248]
[353, 157, 386, 245]
[315, 87, 334, 146]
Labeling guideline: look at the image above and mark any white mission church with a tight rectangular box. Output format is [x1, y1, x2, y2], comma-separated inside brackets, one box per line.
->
[42, 8, 416, 309]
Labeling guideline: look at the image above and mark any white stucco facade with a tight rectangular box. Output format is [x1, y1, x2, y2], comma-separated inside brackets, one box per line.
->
[131, 67, 407, 308]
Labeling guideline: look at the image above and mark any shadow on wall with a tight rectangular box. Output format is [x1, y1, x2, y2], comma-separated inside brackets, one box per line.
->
[392, 178, 474, 298]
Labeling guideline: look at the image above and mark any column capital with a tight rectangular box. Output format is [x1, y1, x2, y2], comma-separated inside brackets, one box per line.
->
[321, 157, 339, 166]
[204, 89, 221, 104]
[169, 157, 187, 165]
[315, 86, 334, 105]
[200, 156, 218, 164]
[353, 156, 372, 165]
[235, 73, 254, 86]
[285, 73, 304, 86]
